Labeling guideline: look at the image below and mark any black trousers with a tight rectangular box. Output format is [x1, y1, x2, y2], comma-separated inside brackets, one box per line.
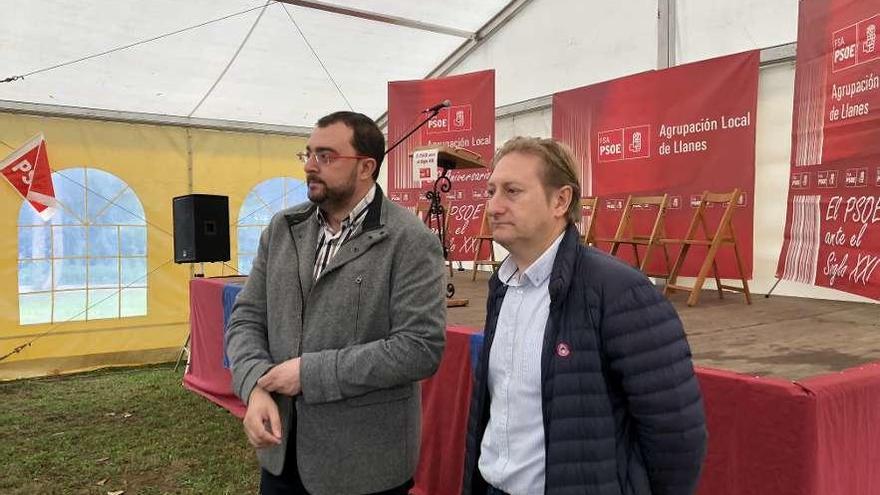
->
[486, 486, 512, 495]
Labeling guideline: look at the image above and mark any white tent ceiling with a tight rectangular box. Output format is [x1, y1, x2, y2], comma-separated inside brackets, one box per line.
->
[0, 0, 512, 128]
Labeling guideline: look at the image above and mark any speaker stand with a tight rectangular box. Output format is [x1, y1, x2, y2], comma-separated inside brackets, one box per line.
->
[175, 266, 207, 373]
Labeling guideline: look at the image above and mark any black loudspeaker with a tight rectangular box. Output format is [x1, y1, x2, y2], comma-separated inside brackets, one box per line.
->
[172, 194, 230, 263]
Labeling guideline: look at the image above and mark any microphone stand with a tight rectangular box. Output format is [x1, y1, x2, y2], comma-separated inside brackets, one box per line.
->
[384, 107, 443, 157]
[385, 106, 458, 300]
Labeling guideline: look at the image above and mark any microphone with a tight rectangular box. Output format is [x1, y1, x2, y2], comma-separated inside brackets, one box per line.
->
[384, 99, 450, 156]
[422, 99, 451, 113]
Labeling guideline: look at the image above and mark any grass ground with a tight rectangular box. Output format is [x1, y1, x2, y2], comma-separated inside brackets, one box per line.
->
[0, 364, 259, 494]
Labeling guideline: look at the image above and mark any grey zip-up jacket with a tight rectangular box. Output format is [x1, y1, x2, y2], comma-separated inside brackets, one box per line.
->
[226, 186, 446, 495]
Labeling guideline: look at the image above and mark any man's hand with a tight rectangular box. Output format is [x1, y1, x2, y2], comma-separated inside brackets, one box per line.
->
[257, 357, 302, 396]
[243, 386, 282, 448]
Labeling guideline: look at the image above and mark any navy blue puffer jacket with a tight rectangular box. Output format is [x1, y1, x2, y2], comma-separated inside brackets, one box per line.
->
[463, 224, 707, 495]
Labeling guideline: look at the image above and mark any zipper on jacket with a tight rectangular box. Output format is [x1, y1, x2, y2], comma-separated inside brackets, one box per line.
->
[288, 223, 306, 356]
[354, 276, 363, 335]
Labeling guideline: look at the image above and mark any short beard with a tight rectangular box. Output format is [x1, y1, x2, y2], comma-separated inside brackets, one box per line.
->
[308, 167, 358, 210]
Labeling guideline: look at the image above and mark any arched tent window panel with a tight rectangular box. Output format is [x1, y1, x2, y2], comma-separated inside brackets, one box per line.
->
[237, 177, 307, 275]
[17, 168, 148, 325]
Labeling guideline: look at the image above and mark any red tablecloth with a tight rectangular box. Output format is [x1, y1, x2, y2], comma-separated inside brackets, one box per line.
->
[185, 278, 880, 494]
[695, 368, 816, 495]
[182, 277, 247, 418]
[695, 364, 880, 495]
[181, 277, 483, 494]
[801, 363, 880, 495]
[413, 325, 482, 495]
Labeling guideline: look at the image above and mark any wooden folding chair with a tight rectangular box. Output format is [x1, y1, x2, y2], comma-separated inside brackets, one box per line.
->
[577, 197, 599, 246]
[599, 194, 672, 278]
[472, 202, 502, 280]
[416, 201, 454, 277]
[664, 189, 752, 307]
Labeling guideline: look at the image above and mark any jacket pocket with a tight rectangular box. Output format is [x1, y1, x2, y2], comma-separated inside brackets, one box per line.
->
[346, 384, 413, 407]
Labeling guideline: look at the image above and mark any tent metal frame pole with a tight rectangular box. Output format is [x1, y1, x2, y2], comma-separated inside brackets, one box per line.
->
[377, 0, 793, 130]
[421, 0, 534, 79]
[275, 0, 474, 39]
[375, 0, 534, 129]
[0, 99, 313, 137]
[760, 43, 797, 65]
[657, 0, 676, 69]
[490, 42, 796, 121]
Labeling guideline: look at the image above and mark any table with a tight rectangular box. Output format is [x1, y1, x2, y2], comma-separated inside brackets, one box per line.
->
[182, 276, 247, 418]
[184, 277, 880, 495]
[417, 335, 880, 495]
[696, 365, 880, 495]
[183, 277, 482, 493]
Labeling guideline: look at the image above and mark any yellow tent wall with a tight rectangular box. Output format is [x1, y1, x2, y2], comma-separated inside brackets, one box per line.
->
[0, 112, 307, 380]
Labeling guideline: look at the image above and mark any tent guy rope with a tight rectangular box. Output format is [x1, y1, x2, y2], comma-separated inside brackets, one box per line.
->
[0, 3, 279, 84]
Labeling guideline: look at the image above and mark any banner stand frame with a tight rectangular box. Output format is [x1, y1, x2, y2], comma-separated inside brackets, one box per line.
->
[414, 145, 485, 307]
[765, 277, 783, 298]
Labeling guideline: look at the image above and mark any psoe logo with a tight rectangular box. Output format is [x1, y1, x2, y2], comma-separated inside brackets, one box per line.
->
[791, 172, 810, 189]
[832, 24, 859, 72]
[10, 159, 36, 186]
[426, 108, 450, 135]
[597, 129, 624, 162]
[844, 168, 867, 187]
[859, 16, 880, 64]
[449, 105, 472, 132]
[426, 104, 473, 134]
[624, 125, 651, 159]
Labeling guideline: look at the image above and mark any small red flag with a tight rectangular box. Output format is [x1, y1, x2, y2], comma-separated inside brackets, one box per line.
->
[1, 134, 57, 220]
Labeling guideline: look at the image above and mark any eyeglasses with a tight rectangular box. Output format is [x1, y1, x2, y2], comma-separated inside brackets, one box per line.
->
[296, 151, 370, 166]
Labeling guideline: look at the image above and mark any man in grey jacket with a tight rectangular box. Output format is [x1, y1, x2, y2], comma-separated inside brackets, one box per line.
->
[225, 111, 446, 495]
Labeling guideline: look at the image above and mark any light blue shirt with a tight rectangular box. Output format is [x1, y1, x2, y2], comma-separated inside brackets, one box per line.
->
[479, 232, 564, 495]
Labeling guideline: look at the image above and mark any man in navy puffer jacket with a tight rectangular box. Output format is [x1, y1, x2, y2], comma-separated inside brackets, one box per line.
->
[463, 137, 707, 495]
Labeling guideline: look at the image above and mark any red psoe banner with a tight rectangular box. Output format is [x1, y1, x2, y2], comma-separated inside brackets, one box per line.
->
[1, 134, 57, 220]
[777, 0, 880, 299]
[387, 70, 495, 262]
[553, 51, 758, 278]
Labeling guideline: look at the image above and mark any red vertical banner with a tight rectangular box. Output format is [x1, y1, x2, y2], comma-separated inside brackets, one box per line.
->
[777, 0, 880, 299]
[387, 70, 495, 261]
[553, 51, 758, 277]
[1, 133, 57, 220]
